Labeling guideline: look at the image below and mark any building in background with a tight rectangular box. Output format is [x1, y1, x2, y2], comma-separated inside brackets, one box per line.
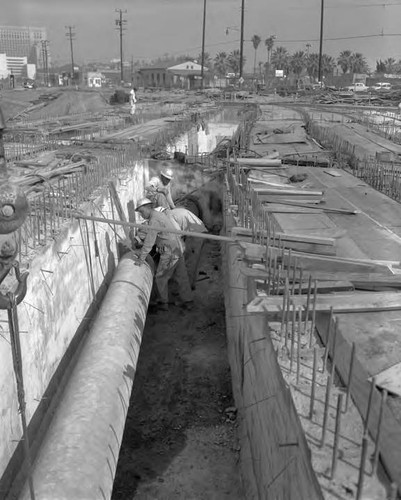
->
[0, 25, 47, 67]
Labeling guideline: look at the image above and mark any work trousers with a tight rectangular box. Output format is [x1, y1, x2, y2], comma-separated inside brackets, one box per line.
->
[155, 249, 193, 304]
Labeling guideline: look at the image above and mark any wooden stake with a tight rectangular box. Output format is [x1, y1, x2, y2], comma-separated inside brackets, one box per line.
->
[356, 432, 369, 500]
[364, 377, 376, 434]
[320, 374, 332, 447]
[372, 389, 387, 474]
[323, 307, 334, 371]
[344, 342, 356, 413]
[304, 275, 312, 334]
[330, 319, 338, 378]
[309, 279, 318, 348]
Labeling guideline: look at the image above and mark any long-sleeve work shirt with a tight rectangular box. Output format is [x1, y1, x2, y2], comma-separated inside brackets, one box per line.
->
[146, 176, 175, 209]
[138, 209, 183, 262]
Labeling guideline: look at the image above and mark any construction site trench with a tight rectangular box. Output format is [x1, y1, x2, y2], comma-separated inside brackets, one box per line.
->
[2, 88, 401, 500]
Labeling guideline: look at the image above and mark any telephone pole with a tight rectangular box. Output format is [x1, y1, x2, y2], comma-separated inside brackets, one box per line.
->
[318, 0, 324, 82]
[200, 0, 207, 89]
[239, 0, 245, 79]
[65, 26, 76, 84]
[115, 9, 127, 84]
[41, 40, 49, 86]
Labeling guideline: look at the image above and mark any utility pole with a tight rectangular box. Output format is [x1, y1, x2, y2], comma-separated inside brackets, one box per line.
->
[318, 0, 324, 83]
[65, 26, 76, 84]
[239, 0, 245, 79]
[200, 0, 207, 89]
[115, 9, 127, 84]
[41, 40, 49, 86]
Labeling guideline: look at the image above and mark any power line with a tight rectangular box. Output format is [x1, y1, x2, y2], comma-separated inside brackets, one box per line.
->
[275, 32, 401, 44]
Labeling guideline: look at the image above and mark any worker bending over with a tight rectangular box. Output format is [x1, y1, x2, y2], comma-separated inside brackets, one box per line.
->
[134, 197, 193, 312]
[155, 206, 207, 289]
[146, 167, 175, 210]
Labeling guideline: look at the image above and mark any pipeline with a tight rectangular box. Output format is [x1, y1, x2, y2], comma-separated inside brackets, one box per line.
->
[18, 253, 153, 500]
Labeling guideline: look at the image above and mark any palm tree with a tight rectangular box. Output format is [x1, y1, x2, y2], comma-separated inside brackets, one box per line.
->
[271, 46, 290, 73]
[290, 51, 306, 77]
[337, 50, 352, 74]
[264, 36, 276, 65]
[350, 53, 369, 74]
[214, 52, 227, 77]
[322, 54, 336, 76]
[227, 49, 245, 76]
[384, 57, 396, 73]
[251, 35, 262, 76]
[376, 59, 386, 74]
[306, 53, 319, 80]
[197, 52, 212, 69]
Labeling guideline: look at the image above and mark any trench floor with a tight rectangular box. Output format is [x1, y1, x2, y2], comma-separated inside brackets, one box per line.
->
[111, 241, 243, 499]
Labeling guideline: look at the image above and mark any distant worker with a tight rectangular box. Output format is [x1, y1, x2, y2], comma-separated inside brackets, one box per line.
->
[129, 87, 137, 104]
[146, 167, 175, 210]
[134, 198, 193, 312]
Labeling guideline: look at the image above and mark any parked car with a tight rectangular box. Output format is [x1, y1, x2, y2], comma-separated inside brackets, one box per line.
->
[23, 79, 36, 89]
[372, 82, 392, 91]
[344, 82, 369, 92]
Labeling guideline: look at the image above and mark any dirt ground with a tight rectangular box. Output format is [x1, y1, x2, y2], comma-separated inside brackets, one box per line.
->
[111, 241, 244, 500]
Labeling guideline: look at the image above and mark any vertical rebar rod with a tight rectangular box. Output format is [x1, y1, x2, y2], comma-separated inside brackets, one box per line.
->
[309, 347, 318, 419]
[309, 280, 318, 348]
[344, 342, 356, 413]
[330, 393, 343, 479]
[323, 307, 334, 371]
[320, 374, 332, 447]
[356, 432, 369, 500]
[304, 275, 312, 334]
[296, 307, 302, 384]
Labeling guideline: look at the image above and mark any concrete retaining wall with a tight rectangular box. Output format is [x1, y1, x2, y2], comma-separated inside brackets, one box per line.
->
[0, 160, 147, 491]
[222, 209, 323, 499]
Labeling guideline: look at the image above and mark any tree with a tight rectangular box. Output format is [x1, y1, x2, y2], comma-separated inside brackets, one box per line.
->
[251, 34, 262, 76]
[306, 53, 319, 79]
[337, 50, 352, 74]
[226, 49, 245, 75]
[271, 46, 290, 73]
[376, 59, 386, 73]
[322, 54, 336, 76]
[290, 51, 306, 77]
[197, 51, 212, 69]
[214, 52, 227, 77]
[264, 36, 275, 64]
[384, 57, 396, 73]
[349, 53, 369, 74]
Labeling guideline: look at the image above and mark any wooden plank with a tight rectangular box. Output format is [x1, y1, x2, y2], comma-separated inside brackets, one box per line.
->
[254, 187, 323, 197]
[315, 313, 401, 494]
[371, 362, 401, 396]
[230, 226, 335, 246]
[108, 181, 130, 239]
[247, 291, 401, 318]
[324, 170, 342, 177]
[232, 158, 282, 167]
[240, 242, 394, 275]
[261, 198, 359, 215]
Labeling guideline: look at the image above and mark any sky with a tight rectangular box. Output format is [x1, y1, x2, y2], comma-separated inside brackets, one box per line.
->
[3, 0, 401, 72]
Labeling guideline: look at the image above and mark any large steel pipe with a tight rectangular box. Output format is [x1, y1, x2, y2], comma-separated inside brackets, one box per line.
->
[20, 253, 153, 500]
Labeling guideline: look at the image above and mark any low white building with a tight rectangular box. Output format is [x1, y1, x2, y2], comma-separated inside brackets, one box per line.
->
[87, 71, 104, 88]
[0, 53, 33, 79]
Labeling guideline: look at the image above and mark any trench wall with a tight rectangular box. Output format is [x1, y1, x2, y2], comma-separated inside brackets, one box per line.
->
[222, 206, 323, 499]
[0, 161, 147, 486]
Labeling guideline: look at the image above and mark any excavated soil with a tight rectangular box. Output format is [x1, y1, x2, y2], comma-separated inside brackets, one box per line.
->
[111, 241, 244, 500]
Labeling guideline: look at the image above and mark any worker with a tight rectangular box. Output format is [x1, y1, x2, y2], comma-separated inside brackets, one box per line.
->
[155, 206, 207, 234]
[134, 197, 193, 312]
[145, 167, 175, 210]
[129, 87, 137, 115]
[155, 206, 207, 289]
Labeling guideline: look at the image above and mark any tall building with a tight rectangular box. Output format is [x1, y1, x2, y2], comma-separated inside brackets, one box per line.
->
[0, 25, 48, 69]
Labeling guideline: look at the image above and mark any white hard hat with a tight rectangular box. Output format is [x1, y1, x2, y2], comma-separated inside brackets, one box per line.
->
[154, 206, 167, 213]
[161, 168, 174, 180]
[135, 197, 153, 211]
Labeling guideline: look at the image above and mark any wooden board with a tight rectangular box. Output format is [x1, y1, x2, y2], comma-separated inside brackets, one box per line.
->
[371, 362, 401, 396]
[108, 181, 130, 239]
[315, 313, 401, 494]
[247, 291, 401, 319]
[240, 242, 394, 275]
